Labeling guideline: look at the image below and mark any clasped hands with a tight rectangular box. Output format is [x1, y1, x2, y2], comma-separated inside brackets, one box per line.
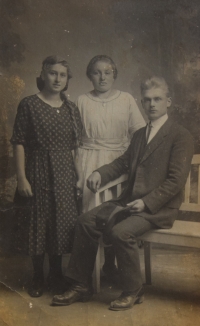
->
[87, 172, 145, 213]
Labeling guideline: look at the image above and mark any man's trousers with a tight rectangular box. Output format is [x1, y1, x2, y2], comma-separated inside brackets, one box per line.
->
[66, 202, 156, 292]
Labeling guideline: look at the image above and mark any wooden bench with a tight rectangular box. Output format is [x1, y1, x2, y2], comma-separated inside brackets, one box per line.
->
[93, 154, 200, 293]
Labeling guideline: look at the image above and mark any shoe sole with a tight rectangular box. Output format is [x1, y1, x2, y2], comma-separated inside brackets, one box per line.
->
[51, 295, 92, 306]
[109, 295, 144, 311]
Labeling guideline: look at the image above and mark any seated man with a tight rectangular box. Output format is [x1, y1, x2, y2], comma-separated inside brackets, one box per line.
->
[52, 76, 194, 311]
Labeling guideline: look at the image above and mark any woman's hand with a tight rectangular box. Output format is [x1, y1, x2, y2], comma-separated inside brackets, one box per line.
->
[17, 177, 33, 197]
[14, 145, 33, 197]
[87, 172, 101, 193]
[126, 199, 145, 213]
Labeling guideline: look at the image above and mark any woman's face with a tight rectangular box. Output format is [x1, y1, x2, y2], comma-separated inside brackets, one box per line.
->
[42, 64, 68, 93]
[90, 60, 115, 92]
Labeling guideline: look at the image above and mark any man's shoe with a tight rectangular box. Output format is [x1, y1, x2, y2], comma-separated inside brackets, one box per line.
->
[28, 276, 44, 298]
[51, 283, 93, 306]
[109, 286, 144, 311]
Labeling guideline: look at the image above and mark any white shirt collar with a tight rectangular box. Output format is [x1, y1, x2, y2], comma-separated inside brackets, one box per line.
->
[146, 114, 168, 144]
[150, 114, 168, 129]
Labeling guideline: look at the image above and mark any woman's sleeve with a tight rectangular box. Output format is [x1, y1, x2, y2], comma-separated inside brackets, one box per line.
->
[69, 101, 83, 149]
[10, 99, 30, 145]
[128, 94, 146, 138]
[74, 104, 83, 144]
[75, 96, 83, 117]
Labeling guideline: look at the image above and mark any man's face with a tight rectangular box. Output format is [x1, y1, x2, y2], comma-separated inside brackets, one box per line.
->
[141, 87, 171, 121]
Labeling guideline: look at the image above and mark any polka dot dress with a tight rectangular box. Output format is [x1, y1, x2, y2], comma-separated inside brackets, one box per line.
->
[11, 95, 82, 256]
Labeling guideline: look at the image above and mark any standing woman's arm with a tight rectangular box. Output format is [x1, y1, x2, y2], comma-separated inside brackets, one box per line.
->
[13, 144, 33, 197]
[73, 148, 84, 192]
[69, 101, 84, 193]
[11, 99, 33, 197]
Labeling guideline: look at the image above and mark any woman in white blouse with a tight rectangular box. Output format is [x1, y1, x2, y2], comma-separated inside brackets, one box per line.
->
[77, 55, 145, 278]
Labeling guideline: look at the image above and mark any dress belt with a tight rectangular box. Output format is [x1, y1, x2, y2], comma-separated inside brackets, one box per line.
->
[80, 137, 129, 150]
[28, 147, 71, 152]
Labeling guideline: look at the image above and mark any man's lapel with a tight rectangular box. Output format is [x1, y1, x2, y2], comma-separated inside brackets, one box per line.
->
[140, 119, 173, 164]
[129, 127, 147, 175]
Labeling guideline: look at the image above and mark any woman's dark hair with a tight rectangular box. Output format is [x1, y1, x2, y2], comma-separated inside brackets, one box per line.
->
[36, 55, 72, 91]
[86, 55, 118, 80]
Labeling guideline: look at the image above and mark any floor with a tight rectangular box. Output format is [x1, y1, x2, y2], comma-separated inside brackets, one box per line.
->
[0, 245, 200, 326]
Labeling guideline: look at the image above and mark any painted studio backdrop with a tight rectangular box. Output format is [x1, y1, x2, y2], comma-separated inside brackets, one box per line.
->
[0, 0, 200, 238]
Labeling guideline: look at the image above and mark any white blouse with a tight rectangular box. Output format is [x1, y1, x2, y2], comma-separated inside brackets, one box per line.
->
[77, 90, 145, 151]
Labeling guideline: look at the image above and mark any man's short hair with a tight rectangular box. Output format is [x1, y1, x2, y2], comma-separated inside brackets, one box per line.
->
[141, 76, 170, 97]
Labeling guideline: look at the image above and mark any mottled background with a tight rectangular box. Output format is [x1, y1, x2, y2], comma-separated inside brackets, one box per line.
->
[0, 3, 200, 324]
[0, 0, 200, 204]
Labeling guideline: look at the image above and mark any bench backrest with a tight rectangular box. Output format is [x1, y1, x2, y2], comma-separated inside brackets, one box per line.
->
[95, 154, 200, 213]
[180, 154, 200, 212]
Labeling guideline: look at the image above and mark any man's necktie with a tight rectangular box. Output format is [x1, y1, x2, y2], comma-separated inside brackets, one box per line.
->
[146, 121, 152, 144]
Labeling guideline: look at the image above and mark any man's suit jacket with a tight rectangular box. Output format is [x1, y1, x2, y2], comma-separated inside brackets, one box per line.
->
[97, 119, 194, 229]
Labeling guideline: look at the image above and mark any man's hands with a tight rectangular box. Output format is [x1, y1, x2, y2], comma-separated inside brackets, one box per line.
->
[126, 199, 145, 213]
[17, 177, 33, 197]
[87, 172, 101, 193]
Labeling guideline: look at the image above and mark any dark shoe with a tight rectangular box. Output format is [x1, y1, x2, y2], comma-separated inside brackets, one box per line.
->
[109, 286, 144, 311]
[102, 264, 119, 283]
[51, 283, 93, 306]
[28, 276, 44, 298]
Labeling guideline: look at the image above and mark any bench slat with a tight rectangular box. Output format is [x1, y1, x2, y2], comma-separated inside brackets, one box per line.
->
[142, 221, 200, 237]
[192, 155, 200, 164]
[180, 203, 200, 211]
[139, 221, 200, 248]
[184, 172, 190, 204]
[140, 233, 200, 248]
[96, 174, 128, 194]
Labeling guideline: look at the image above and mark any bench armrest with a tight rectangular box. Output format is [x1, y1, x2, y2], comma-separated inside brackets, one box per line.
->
[94, 174, 128, 206]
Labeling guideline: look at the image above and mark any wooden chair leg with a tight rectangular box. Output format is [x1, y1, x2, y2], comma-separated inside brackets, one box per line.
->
[144, 241, 152, 285]
[93, 242, 101, 293]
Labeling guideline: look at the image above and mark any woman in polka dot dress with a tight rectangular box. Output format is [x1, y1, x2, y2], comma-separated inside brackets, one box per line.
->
[11, 56, 83, 298]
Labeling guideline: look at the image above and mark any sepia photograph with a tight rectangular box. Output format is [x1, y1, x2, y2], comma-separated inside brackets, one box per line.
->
[0, 0, 200, 325]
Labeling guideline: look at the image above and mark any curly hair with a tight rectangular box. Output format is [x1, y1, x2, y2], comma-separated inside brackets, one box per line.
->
[36, 55, 72, 92]
[86, 55, 118, 80]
